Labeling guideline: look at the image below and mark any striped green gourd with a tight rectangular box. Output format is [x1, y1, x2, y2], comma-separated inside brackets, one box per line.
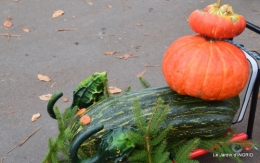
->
[70, 86, 240, 141]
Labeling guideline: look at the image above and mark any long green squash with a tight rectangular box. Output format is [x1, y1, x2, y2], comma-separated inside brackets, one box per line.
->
[67, 86, 240, 162]
[71, 86, 240, 140]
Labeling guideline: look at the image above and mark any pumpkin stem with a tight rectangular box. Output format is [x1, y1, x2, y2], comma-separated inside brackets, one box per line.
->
[217, 0, 222, 8]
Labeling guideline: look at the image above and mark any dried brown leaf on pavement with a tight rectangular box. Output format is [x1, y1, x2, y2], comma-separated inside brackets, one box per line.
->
[7, 16, 13, 20]
[63, 97, 69, 102]
[137, 70, 146, 78]
[23, 28, 29, 33]
[31, 113, 41, 122]
[39, 94, 52, 101]
[107, 5, 112, 8]
[122, 2, 131, 9]
[38, 74, 51, 82]
[108, 86, 122, 94]
[3, 20, 13, 28]
[116, 53, 137, 59]
[104, 51, 117, 55]
[136, 23, 143, 26]
[52, 10, 64, 18]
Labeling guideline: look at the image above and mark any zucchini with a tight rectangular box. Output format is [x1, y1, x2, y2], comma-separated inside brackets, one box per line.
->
[70, 86, 240, 139]
[68, 86, 240, 162]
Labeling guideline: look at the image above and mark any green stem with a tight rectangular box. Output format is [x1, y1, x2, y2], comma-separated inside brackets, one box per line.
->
[217, 0, 222, 7]
[146, 134, 152, 163]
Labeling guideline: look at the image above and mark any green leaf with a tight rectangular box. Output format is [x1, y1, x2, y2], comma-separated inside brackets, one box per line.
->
[147, 98, 169, 135]
[127, 130, 146, 145]
[70, 72, 108, 109]
[138, 77, 150, 88]
[175, 138, 200, 162]
[152, 141, 170, 163]
[150, 125, 172, 146]
[132, 99, 147, 132]
[127, 150, 147, 161]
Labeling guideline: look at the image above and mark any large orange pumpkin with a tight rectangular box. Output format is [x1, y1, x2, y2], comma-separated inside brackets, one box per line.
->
[162, 35, 249, 100]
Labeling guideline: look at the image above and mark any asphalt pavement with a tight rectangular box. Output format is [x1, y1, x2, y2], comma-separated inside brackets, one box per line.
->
[0, 0, 260, 163]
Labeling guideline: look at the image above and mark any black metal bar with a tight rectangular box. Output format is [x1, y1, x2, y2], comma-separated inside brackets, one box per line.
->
[246, 21, 260, 35]
[246, 71, 260, 139]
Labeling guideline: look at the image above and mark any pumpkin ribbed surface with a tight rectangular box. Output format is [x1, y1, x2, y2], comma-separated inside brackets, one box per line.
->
[188, 9, 246, 39]
[162, 35, 249, 100]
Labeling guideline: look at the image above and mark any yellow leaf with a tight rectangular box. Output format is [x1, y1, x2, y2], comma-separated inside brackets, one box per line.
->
[38, 74, 51, 82]
[31, 113, 41, 122]
[108, 86, 122, 94]
[52, 10, 64, 18]
[23, 28, 29, 33]
[3, 20, 13, 28]
[39, 94, 52, 100]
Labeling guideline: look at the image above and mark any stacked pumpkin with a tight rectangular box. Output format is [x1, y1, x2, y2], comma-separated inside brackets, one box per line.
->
[162, 0, 249, 100]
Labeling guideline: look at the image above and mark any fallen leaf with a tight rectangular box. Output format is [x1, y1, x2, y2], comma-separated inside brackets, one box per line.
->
[7, 111, 15, 114]
[71, 15, 76, 18]
[7, 16, 12, 20]
[144, 33, 150, 36]
[3, 20, 13, 28]
[116, 53, 136, 59]
[63, 97, 69, 102]
[39, 94, 52, 100]
[122, 2, 131, 9]
[52, 10, 64, 18]
[136, 23, 143, 26]
[31, 113, 41, 122]
[137, 70, 146, 78]
[87, 2, 93, 5]
[107, 5, 112, 8]
[23, 28, 29, 33]
[38, 74, 51, 82]
[108, 86, 122, 94]
[104, 51, 117, 55]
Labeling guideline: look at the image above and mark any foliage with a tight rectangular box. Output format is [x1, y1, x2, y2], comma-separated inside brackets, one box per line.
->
[138, 77, 151, 88]
[42, 106, 77, 163]
[126, 98, 172, 163]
